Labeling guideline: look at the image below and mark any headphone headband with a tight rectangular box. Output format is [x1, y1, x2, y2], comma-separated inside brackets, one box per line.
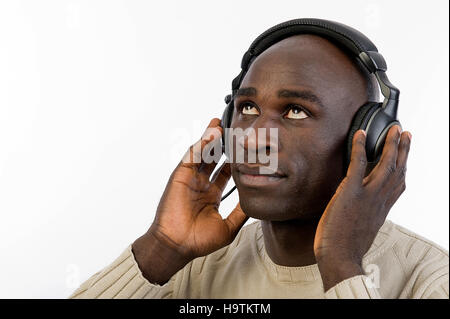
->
[230, 18, 399, 118]
[220, 19, 402, 201]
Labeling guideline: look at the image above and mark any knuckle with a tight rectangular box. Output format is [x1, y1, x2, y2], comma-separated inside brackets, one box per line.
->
[353, 186, 365, 198]
[397, 165, 407, 178]
[384, 163, 396, 176]
[387, 133, 396, 143]
[352, 154, 367, 166]
[387, 138, 397, 147]
[399, 138, 411, 150]
[355, 136, 366, 146]
[352, 133, 365, 147]
[358, 156, 367, 167]
[388, 131, 401, 144]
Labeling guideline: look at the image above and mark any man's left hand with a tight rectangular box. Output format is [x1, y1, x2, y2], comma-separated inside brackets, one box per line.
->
[314, 125, 412, 291]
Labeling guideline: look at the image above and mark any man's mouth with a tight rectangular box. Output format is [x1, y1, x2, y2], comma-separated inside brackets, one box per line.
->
[236, 164, 287, 187]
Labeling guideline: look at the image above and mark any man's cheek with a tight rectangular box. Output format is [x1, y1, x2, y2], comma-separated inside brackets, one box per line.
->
[284, 147, 309, 176]
[230, 166, 239, 183]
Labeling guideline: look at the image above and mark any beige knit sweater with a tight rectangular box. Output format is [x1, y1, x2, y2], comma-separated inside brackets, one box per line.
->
[70, 220, 449, 299]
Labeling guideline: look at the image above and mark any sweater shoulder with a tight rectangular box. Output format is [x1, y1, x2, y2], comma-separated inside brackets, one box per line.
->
[388, 221, 448, 261]
[388, 221, 449, 298]
[375, 220, 449, 298]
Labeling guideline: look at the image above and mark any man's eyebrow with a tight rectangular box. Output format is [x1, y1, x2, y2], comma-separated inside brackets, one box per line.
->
[234, 87, 257, 97]
[234, 87, 324, 108]
[278, 89, 325, 108]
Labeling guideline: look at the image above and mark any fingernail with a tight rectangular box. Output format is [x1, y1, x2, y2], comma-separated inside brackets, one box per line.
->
[360, 129, 366, 137]
[396, 125, 402, 135]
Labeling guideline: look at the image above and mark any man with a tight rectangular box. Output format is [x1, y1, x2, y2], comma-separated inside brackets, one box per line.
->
[70, 22, 448, 299]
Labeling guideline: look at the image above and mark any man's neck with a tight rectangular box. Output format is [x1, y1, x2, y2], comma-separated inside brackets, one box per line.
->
[260, 218, 319, 267]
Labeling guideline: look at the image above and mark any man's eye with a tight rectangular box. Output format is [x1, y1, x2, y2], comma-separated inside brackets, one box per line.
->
[241, 104, 260, 115]
[285, 106, 309, 119]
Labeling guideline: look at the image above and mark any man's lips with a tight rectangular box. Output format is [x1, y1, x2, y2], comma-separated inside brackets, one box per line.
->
[236, 164, 287, 187]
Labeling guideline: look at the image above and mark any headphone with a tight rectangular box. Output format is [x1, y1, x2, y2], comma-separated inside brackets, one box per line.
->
[219, 18, 400, 201]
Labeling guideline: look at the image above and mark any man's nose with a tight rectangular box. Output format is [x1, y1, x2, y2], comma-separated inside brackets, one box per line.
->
[238, 117, 279, 155]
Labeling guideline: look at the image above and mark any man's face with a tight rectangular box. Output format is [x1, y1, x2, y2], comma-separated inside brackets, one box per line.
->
[229, 34, 368, 221]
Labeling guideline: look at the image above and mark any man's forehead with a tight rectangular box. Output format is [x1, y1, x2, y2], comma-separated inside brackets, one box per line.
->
[241, 34, 361, 89]
[238, 34, 367, 107]
[246, 34, 354, 76]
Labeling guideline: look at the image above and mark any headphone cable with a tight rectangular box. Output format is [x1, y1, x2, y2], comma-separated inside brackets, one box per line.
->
[220, 185, 237, 202]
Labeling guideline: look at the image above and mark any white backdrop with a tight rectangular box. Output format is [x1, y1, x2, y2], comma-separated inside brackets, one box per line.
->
[0, 0, 448, 298]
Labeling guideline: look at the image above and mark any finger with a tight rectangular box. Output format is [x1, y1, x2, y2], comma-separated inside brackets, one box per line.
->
[346, 129, 368, 183]
[198, 133, 223, 176]
[211, 161, 232, 191]
[366, 125, 402, 187]
[395, 131, 412, 180]
[180, 118, 222, 171]
[223, 202, 249, 240]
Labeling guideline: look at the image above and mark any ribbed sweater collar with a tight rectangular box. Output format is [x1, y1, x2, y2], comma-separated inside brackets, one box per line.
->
[253, 219, 395, 283]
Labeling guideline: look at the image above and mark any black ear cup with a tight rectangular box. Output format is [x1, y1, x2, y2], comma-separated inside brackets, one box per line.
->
[346, 102, 381, 165]
[219, 96, 238, 201]
[221, 97, 234, 157]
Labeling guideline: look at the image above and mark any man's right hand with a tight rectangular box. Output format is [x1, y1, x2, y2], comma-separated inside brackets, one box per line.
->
[132, 118, 248, 285]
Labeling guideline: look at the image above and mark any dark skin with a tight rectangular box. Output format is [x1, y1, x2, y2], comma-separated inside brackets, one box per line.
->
[132, 34, 411, 292]
[230, 35, 373, 269]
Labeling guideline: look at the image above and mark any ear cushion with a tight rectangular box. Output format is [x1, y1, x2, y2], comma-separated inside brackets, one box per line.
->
[346, 102, 381, 164]
[221, 100, 234, 155]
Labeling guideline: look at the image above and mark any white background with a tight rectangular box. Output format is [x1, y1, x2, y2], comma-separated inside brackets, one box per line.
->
[0, 0, 448, 298]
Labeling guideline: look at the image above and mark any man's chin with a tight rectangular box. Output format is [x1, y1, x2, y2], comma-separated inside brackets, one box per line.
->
[238, 193, 307, 222]
[233, 174, 323, 221]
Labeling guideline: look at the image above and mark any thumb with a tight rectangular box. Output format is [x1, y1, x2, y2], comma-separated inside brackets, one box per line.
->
[223, 202, 249, 240]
